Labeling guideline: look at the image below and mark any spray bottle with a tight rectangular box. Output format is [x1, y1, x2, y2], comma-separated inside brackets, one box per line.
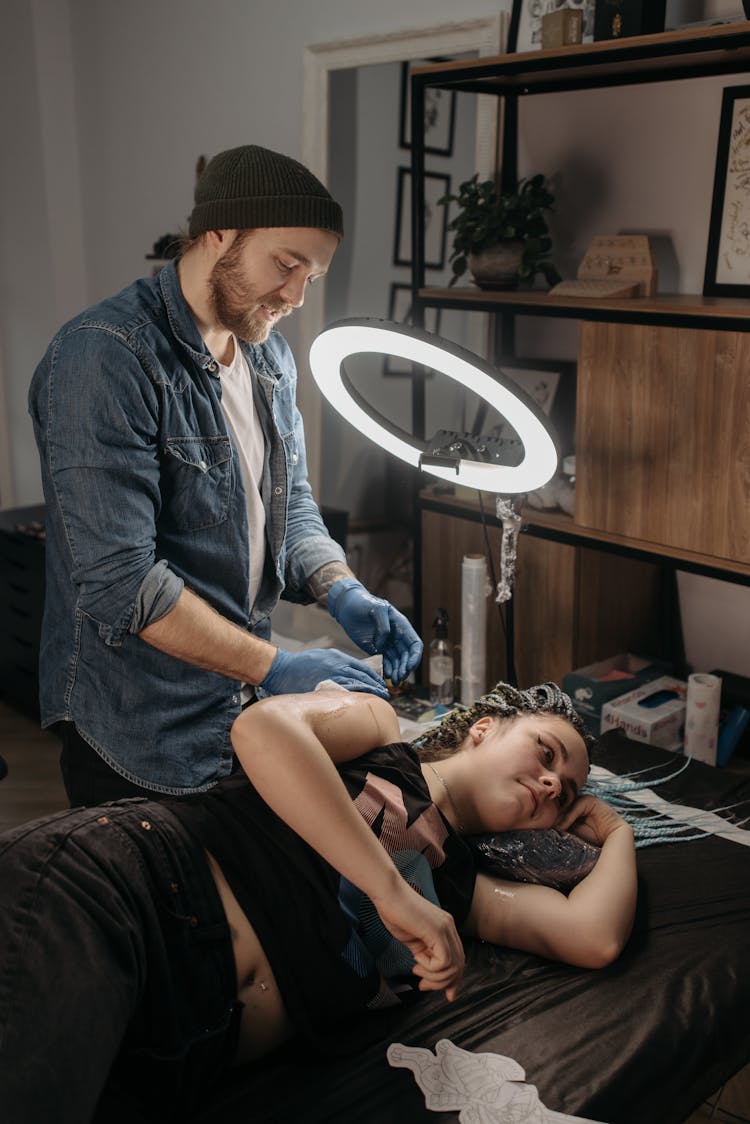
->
[429, 608, 454, 706]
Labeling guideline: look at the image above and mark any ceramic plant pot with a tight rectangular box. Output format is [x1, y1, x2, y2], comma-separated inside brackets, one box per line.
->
[468, 241, 524, 289]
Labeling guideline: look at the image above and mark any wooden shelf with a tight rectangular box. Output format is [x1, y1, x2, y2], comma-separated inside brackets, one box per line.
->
[417, 289, 750, 331]
[411, 22, 750, 96]
[523, 508, 750, 585]
[420, 490, 750, 586]
[412, 26, 750, 683]
[420, 496, 681, 687]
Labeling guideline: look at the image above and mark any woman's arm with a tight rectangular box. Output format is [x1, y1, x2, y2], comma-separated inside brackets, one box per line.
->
[464, 797, 636, 969]
[231, 690, 465, 998]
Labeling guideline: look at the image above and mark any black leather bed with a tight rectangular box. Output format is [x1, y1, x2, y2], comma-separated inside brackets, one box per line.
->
[194, 730, 750, 1124]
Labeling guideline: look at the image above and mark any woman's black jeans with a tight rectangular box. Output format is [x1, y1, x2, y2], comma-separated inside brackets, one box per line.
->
[0, 800, 241, 1123]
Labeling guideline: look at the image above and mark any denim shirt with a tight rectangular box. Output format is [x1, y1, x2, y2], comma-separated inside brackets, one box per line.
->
[28, 261, 345, 793]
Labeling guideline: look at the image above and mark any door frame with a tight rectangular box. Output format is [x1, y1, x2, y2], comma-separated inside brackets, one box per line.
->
[299, 17, 505, 493]
[0, 345, 15, 508]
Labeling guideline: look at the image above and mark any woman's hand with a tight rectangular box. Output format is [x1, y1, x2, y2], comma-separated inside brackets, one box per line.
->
[371, 880, 465, 1001]
[558, 794, 629, 847]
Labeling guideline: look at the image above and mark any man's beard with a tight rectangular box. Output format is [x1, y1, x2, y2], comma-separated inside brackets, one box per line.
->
[209, 236, 290, 344]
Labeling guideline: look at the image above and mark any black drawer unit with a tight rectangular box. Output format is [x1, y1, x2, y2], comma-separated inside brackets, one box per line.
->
[0, 504, 46, 718]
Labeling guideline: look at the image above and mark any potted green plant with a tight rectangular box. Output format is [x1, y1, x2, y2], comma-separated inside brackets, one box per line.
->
[439, 173, 561, 289]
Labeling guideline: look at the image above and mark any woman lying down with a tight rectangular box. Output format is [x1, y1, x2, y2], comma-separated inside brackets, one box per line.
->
[1, 681, 636, 1124]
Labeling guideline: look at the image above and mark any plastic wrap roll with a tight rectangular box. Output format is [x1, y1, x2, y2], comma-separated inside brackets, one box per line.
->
[460, 554, 488, 705]
[684, 672, 722, 765]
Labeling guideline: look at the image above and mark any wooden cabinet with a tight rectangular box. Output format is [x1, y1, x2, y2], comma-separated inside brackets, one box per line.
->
[421, 499, 676, 688]
[0, 505, 46, 717]
[576, 322, 750, 567]
[410, 25, 750, 686]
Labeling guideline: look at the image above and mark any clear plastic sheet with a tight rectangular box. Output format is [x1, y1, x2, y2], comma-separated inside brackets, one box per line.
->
[469, 829, 600, 891]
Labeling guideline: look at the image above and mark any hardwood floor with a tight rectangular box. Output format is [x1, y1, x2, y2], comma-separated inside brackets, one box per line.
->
[0, 698, 748, 1122]
[686, 1082, 750, 1124]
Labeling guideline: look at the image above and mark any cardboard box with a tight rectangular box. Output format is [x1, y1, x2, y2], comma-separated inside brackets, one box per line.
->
[563, 653, 669, 736]
[600, 676, 687, 750]
[541, 9, 582, 48]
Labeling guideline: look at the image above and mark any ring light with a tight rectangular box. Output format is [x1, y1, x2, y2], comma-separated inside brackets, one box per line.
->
[309, 319, 558, 494]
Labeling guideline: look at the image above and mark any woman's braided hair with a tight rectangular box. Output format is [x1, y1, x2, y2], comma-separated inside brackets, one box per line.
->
[411, 680, 595, 762]
[410, 681, 749, 850]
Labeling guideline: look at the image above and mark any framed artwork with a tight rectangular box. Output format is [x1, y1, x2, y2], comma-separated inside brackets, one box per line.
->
[703, 84, 750, 297]
[399, 60, 457, 156]
[393, 167, 450, 269]
[482, 359, 565, 441]
[507, 0, 595, 52]
[383, 283, 442, 377]
[499, 364, 560, 418]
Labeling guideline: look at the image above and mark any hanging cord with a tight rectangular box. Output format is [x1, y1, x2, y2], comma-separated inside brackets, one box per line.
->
[494, 497, 523, 604]
[496, 496, 523, 687]
[474, 491, 524, 686]
[477, 491, 505, 642]
[477, 490, 516, 683]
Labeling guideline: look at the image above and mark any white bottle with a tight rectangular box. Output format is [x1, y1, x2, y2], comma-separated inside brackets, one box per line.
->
[429, 608, 454, 706]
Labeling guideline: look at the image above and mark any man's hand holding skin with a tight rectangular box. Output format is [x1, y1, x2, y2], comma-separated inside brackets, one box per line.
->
[326, 578, 423, 684]
[259, 647, 390, 698]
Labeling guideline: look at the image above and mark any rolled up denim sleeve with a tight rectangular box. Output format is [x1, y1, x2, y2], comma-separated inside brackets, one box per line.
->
[35, 327, 181, 645]
[130, 559, 184, 634]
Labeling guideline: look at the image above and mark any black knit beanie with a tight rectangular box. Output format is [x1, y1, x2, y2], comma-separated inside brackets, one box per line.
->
[188, 145, 343, 239]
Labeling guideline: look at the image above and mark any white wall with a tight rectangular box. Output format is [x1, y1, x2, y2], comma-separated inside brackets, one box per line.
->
[0, 0, 86, 507]
[323, 59, 481, 523]
[1, 0, 509, 507]
[1, 0, 749, 676]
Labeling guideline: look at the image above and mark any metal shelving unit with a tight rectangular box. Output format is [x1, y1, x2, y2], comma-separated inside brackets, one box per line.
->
[405, 22, 750, 668]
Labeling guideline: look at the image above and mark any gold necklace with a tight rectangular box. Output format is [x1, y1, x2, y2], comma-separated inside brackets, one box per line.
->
[427, 763, 465, 833]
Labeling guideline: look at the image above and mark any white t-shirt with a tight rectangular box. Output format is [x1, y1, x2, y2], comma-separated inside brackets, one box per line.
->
[217, 338, 267, 613]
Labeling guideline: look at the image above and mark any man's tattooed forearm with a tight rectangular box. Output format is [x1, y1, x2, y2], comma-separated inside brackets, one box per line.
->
[307, 561, 355, 602]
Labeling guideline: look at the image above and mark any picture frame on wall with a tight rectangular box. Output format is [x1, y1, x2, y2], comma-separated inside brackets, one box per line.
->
[507, 0, 595, 52]
[703, 84, 750, 298]
[399, 60, 457, 156]
[469, 354, 576, 451]
[393, 167, 450, 270]
[382, 283, 443, 377]
[487, 363, 561, 439]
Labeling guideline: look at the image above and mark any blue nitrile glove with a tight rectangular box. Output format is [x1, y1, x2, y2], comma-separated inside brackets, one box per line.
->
[327, 578, 423, 684]
[259, 646, 390, 699]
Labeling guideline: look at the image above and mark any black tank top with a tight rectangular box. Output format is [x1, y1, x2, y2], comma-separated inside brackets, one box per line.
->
[166, 742, 475, 1050]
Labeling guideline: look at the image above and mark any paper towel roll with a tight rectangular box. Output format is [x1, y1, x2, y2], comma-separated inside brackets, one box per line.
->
[683, 672, 722, 765]
[460, 554, 488, 705]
